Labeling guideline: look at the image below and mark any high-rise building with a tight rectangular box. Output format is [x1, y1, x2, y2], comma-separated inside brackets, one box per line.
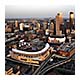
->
[56, 13, 63, 35]
[15, 20, 18, 28]
[37, 22, 40, 29]
[50, 22, 54, 30]
[49, 22, 54, 35]
[69, 12, 75, 31]
[60, 23, 65, 35]
[19, 23, 24, 31]
[69, 12, 74, 23]
[43, 21, 48, 30]
[66, 20, 70, 35]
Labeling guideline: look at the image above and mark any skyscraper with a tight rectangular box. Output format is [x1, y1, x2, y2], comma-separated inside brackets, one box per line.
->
[43, 21, 47, 30]
[66, 20, 70, 35]
[56, 13, 63, 35]
[50, 22, 54, 30]
[49, 21, 54, 35]
[19, 23, 24, 31]
[15, 20, 18, 28]
[69, 12, 75, 31]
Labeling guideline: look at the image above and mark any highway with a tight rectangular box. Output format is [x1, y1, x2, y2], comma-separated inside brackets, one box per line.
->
[32, 52, 54, 75]
[5, 51, 74, 75]
[36, 54, 74, 75]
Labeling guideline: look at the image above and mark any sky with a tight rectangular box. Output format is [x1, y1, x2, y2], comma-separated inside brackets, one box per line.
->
[5, 5, 75, 19]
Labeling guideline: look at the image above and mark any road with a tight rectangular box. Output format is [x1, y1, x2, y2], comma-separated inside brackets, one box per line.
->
[32, 52, 54, 75]
[36, 54, 74, 75]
